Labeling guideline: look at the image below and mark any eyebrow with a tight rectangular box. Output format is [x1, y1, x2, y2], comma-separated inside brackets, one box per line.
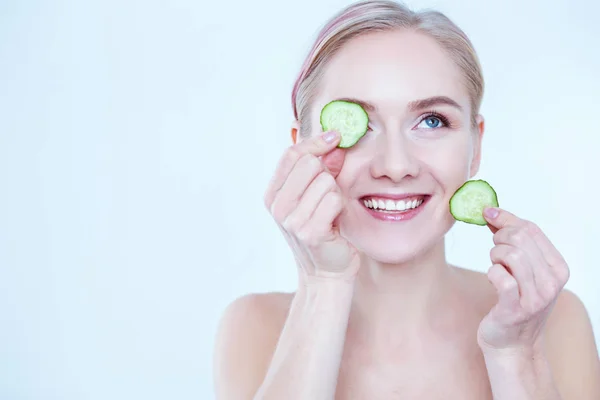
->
[335, 96, 463, 113]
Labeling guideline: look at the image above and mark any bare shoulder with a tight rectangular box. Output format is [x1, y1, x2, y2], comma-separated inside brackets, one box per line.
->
[544, 288, 600, 398]
[212, 291, 294, 399]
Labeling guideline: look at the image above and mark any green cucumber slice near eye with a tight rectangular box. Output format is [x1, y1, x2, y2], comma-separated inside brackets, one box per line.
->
[320, 100, 369, 148]
[449, 179, 499, 226]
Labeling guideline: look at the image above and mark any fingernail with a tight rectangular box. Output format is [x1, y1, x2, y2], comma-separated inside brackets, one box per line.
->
[484, 207, 499, 219]
[322, 130, 338, 143]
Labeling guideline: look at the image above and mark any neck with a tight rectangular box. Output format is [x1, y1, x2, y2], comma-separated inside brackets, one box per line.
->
[348, 239, 464, 346]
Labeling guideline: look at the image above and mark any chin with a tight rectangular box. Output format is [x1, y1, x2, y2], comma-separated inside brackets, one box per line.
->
[339, 207, 456, 265]
[351, 232, 442, 265]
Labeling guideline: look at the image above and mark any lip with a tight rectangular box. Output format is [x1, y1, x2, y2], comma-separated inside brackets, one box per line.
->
[359, 193, 430, 201]
[360, 194, 431, 222]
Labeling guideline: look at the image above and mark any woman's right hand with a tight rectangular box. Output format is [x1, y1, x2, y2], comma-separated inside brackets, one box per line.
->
[264, 130, 361, 282]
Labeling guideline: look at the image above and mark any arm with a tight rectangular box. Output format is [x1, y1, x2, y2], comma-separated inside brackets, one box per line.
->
[213, 278, 355, 400]
[213, 129, 360, 399]
[482, 289, 600, 400]
[482, 344, 562, 400]
[254, 278, 354, 400]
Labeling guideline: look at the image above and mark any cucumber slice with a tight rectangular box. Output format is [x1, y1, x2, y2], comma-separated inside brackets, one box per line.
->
[320, 100, 369, 148]
[449, 179, 499, 226]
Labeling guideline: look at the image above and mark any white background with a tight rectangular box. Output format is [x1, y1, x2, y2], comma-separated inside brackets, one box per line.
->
[1, 0, 599, 398]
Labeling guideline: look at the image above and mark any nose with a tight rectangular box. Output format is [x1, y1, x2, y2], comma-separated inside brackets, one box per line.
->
[370, 132, 421, 182]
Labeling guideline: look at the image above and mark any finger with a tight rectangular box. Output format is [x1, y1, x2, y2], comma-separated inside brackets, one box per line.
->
[281, 171, 337, 234]
[524, 221, 570, 285]
[275, 223, 315, 278]
[487, 263, 520, 310]
[296, 191, 344, 247]
[270, 154, 323, 222]
[296, 130, 341, 155]
[489, 244, 537, 300]
[287, 188, 344, 279]
[297, 191, 355, 275]
[493, 226, 556, 295]
[264, 131, 341, 209]
[483, 207, 526, 233]
[493, 227, 546, 268]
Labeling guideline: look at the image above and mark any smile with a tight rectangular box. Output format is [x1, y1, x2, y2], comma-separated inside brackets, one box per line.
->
[359, 194, 430, 222]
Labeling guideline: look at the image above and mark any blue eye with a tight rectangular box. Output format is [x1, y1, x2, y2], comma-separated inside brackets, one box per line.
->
[417, 116, 444, 129]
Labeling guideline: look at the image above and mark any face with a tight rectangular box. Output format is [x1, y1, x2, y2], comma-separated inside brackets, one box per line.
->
[299, 29, 484, 264]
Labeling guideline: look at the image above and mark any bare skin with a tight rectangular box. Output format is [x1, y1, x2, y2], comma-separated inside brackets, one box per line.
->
[213, 28, 600, 399]
[214, 269, 599, 399]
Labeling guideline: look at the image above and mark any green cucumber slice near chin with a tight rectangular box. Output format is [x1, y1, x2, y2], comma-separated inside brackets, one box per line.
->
[449, 179, 499, 226]
[319, 100, 369, 148]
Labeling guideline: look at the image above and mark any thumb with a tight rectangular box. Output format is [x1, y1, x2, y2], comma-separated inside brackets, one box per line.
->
[321, 147, 346, 178]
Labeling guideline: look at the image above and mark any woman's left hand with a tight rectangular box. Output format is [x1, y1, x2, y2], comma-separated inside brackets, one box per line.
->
[476, 207, 571, 355]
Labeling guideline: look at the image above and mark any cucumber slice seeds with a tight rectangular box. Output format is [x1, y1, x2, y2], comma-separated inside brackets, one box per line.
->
[449, 179, 499, 226]
[320, 100, 369, 148]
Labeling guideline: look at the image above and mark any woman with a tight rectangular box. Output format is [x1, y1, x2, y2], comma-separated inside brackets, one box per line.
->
[213, 1, 600, 398]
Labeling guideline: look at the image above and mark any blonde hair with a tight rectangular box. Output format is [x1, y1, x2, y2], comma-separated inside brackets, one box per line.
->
[291, 0, 484, 136]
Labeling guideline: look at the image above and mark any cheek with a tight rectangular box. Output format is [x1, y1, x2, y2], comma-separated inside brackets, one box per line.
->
[331, 149, 372, 192]
[425, 139, 473, 193]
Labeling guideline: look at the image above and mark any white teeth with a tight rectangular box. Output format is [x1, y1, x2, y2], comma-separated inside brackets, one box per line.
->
[396, 200, 406, 211]
[385, 200, 396, 211]
[364, 197, 425, 210]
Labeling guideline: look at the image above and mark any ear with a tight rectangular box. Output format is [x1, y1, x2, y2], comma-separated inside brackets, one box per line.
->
[469, 114, 485, 178]
[291, 120, 300, 144]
